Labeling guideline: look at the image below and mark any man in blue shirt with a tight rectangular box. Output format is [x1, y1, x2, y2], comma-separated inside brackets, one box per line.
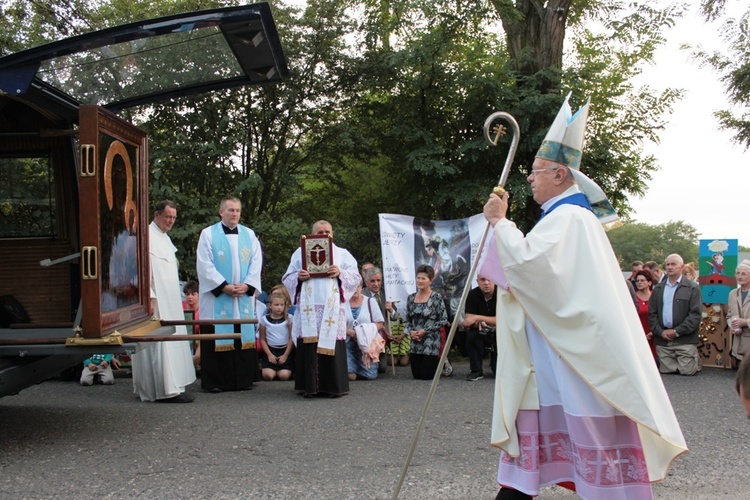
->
[648, 253, 702, 375]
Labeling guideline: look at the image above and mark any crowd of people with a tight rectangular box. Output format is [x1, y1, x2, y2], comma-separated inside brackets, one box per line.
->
[87, 203, 483, 403]
[73, 92, 750, 500]
[627, 255, 703, 375]
[626, 255, 750, 375]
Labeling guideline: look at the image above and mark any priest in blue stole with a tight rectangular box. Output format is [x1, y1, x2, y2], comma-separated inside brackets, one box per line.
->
[481, 94, 686, 499]
[197, 197, 262, 392]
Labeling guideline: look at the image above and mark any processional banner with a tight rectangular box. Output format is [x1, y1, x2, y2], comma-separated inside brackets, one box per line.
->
[697, 238, 738, 369]
[697, 238, 738, 304]
[378, 213, 488, 319]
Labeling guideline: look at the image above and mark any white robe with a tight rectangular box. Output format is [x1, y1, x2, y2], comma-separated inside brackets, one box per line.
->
[132, 222, 196, 401]
[484, 192, 687, 484]
[282, 244, 359, 349]
[195, 224, 262, 322]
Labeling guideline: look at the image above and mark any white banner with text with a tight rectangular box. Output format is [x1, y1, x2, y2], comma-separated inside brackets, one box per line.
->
[378, 213, 489, 318]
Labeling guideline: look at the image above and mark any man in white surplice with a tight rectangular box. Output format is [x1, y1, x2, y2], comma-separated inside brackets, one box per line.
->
[283, 220, 359, 398]
[482, 95, 686, 499]
[132, 201, 196, 403]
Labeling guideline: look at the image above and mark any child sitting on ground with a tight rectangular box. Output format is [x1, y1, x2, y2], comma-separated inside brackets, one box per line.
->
[258, 291, 294, 381]
[80, 354, 117, 386]
[182, 280, 200, 371]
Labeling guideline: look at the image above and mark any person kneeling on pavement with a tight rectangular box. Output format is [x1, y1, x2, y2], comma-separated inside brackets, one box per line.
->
[80, 354, 118, 386]
[461, 274, 498, 381]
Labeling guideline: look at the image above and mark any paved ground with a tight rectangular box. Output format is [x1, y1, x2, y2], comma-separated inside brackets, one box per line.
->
[0, 360, 746, 499]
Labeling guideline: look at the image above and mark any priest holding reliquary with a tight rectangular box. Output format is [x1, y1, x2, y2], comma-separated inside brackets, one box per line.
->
[282, 220, 360, 398]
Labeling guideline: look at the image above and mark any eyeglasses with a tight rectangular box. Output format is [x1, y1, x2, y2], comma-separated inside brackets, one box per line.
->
[528, 166, 559, 177]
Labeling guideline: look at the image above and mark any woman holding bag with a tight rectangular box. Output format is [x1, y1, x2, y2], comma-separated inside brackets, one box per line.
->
[345, 280, 384, 380]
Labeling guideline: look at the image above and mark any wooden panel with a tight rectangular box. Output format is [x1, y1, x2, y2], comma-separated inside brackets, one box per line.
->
[0, 239, 74, 324]
[698, 303, 732, 369]
[78, 105, 150, 338]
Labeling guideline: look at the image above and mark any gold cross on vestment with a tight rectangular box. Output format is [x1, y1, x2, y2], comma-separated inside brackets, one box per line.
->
[303, 305, 313, 316]
[324, 316, 336, 328]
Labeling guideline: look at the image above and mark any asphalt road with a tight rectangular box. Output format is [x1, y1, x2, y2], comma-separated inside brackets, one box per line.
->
[0, 361, 746, 499]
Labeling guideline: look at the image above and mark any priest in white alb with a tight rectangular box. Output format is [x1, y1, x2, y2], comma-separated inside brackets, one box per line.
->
[196, 197, 262, 393]
[132, 200, 196, 403]
[481, 94, 687, 499]
[282, 220, 359, 398]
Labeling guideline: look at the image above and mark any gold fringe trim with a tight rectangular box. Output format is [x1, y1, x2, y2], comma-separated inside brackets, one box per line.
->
[241, 341, 256, 350]
[215, 343, 234, 352]
[302, 336, 319, 344]
[316, 347, 335, 356]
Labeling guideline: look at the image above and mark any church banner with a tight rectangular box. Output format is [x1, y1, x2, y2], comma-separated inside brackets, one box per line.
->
[697, 238, 738, 304]
[378, 213, 488, 319]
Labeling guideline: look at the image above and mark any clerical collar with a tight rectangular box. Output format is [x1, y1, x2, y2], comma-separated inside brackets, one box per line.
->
[540, 185, 580, 214]
[221, 223, 238, 235]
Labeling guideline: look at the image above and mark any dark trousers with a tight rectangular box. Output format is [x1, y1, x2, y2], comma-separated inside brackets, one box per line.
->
[466, 329, 496, 375]
[295, 339, 349, 396]
[199, 324, 258, 392]
[410, 353, 439, 380]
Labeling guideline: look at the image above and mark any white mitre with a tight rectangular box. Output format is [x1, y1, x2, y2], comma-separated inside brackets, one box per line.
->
[536, 92, 618, 224]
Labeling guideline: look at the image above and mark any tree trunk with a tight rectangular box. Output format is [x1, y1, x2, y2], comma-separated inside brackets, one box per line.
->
[492, 0, 571, 91]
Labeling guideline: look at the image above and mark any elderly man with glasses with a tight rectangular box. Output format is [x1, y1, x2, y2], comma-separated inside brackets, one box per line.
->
[481, 95, 686, 499]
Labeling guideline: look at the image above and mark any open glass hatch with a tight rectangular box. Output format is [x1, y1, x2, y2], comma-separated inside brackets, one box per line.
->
[0, 2, 289, 112]
[0, 2, 288, 341]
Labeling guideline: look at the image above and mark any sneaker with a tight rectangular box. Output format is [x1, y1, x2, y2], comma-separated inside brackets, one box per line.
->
[466, 371, 484, 381]
[442, 361, 454, 377]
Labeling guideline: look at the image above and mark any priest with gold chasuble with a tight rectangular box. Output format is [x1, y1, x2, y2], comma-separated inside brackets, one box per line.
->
[283, 220, 360, 398]
[481, 95, 687, 499]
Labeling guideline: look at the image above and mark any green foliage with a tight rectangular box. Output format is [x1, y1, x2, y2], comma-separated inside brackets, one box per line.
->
[696, 2, 750, 148]
[565, 2, 685, 219]
[251, 213, 309, 289]
[320, 0, 516, 217]
[0, 157, 56, 237]
[0, 0, 692, 284]
[607, 220, 699, 268]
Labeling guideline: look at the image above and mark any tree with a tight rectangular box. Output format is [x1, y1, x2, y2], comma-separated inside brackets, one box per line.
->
[0, 0, 693, 281]
[698, 0, 750, 148]
[483, 1, 685, 229]
[329, 0, 684, 237]
[607, 220, 699, 268]
[142, 0, 365, 280]
[489, 0, 571, 91]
